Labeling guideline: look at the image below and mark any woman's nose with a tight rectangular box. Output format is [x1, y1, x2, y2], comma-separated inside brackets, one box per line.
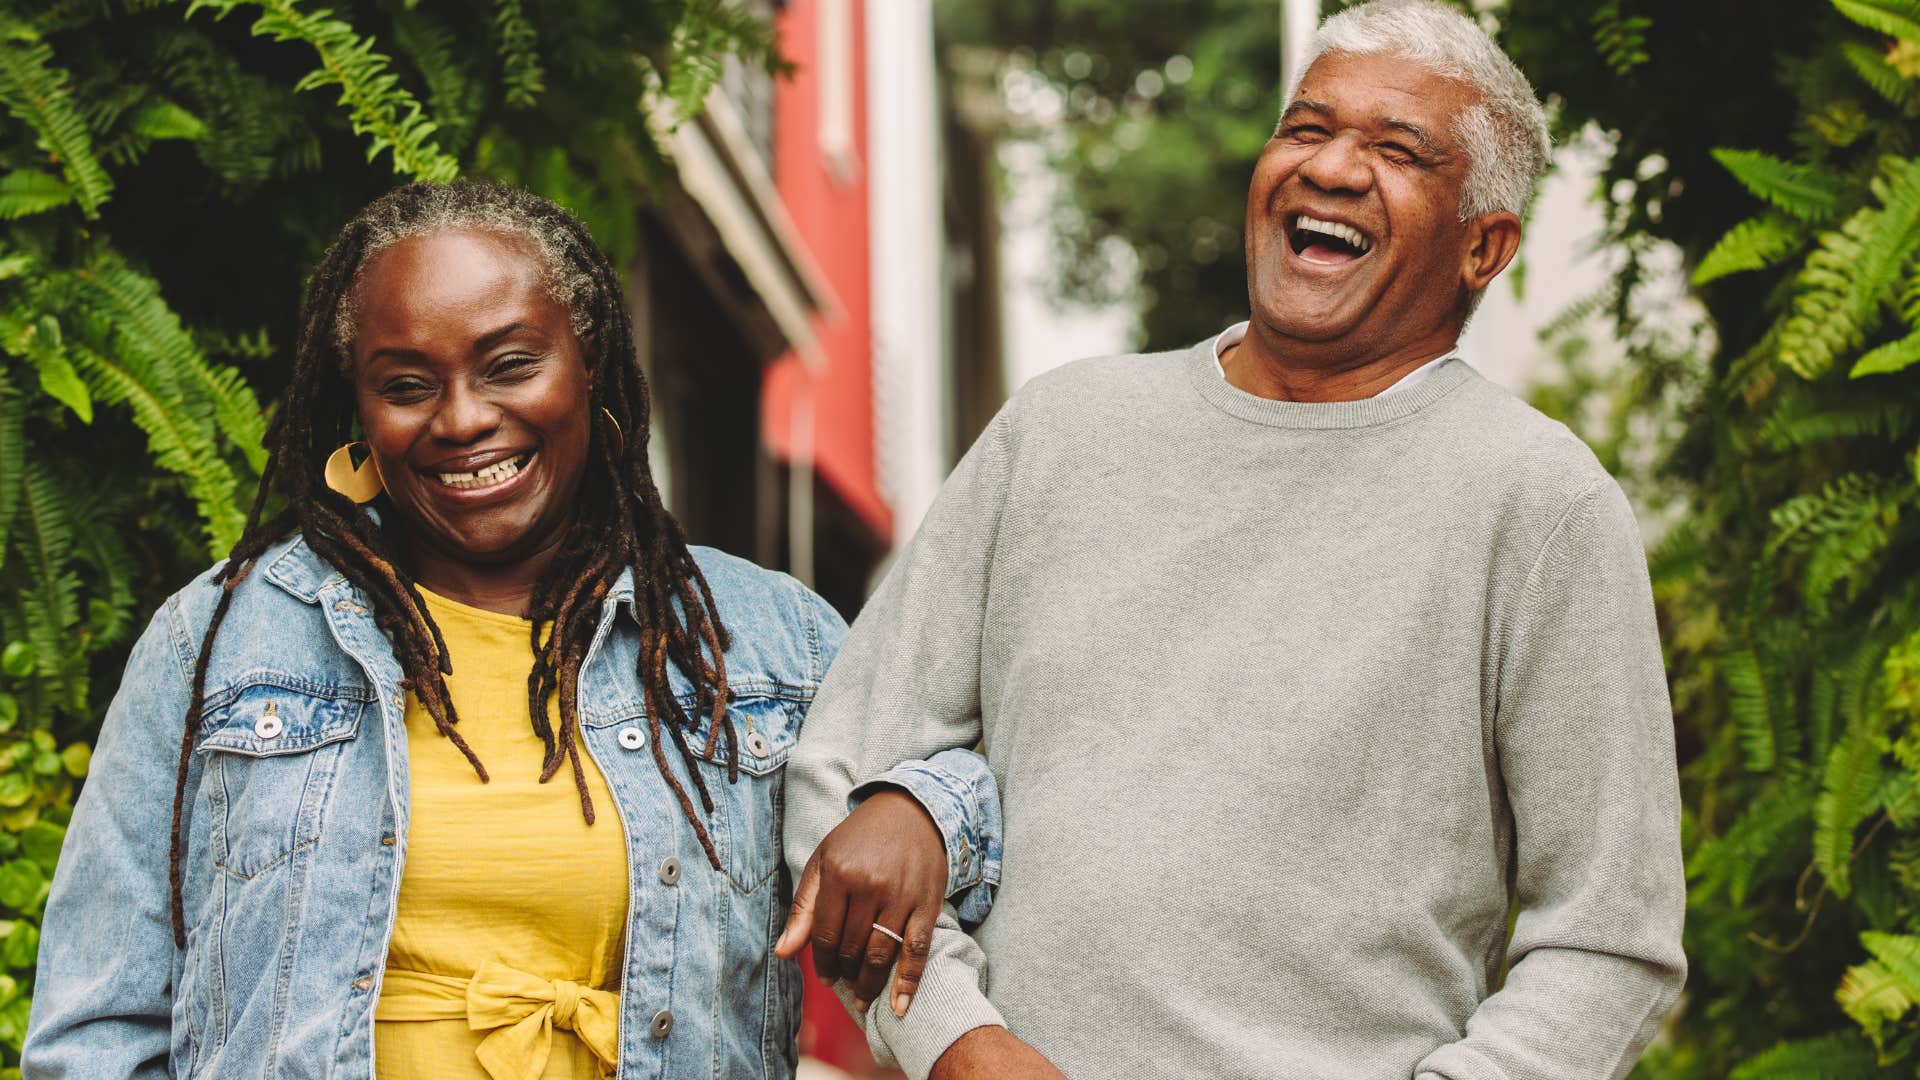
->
[430, 384, 501, 444]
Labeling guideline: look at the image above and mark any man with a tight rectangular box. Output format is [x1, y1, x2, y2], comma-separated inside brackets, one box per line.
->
[783, 2, 1686, 1077]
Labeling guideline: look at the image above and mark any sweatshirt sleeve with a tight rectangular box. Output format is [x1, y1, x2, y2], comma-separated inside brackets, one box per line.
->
[1416, 478, 1687, 1080]
[784, 404, 1020, 1079]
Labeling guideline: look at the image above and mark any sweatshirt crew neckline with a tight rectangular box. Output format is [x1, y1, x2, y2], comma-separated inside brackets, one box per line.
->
[1186, 337, 1473, 430]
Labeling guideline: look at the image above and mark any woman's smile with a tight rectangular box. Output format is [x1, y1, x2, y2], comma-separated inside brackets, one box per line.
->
[424, 448, 536, 494]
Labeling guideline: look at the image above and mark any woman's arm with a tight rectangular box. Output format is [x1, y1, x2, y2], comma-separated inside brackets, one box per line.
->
[23, 599, 193, 1080]
[776, 585, 1005, 1017]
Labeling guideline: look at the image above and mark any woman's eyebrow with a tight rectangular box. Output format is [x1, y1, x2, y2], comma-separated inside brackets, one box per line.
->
[474, 321, 547, 350]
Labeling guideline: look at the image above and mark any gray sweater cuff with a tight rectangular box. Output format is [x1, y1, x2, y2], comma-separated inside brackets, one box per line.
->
[857, 925, 1006, 1079]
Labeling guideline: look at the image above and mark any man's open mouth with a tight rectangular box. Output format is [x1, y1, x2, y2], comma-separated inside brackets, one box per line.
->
[432, 451, 534, 491]
[1289, 214, 1374, 265]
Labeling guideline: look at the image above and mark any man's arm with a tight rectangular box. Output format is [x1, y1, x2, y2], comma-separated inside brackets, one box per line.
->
[1416, 479, 1687, 1080]
[785, 403, 1043, 1079]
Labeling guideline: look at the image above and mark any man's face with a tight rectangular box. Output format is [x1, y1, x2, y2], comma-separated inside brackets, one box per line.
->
[1244, 50, 1491, 359]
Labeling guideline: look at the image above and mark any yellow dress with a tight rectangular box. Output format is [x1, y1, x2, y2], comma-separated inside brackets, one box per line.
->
[374, 589, 629, 1080]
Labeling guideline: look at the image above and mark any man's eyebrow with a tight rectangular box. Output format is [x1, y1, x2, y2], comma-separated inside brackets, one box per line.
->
[1278, 99, 1334, 127]
[1382, 118, 1443, 156]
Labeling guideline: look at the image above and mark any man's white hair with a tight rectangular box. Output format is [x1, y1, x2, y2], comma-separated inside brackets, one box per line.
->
[1292, 0, 1550, 220]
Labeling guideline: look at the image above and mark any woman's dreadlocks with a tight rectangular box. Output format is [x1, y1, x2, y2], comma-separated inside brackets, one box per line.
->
[168, 180, 738, 946]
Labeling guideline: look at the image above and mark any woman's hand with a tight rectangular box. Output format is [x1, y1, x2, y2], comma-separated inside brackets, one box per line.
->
[776, 787, 948, 1017]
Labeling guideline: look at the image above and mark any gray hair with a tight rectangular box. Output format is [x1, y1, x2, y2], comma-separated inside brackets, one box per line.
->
[1293, 0, 1550, 220]
[331, 183, 597, 363]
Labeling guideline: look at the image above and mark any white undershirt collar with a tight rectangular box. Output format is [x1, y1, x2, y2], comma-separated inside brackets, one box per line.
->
[1210, 321, 1458, 398]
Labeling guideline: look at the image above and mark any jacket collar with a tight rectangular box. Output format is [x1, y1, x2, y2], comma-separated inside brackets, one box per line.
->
[261, 529, 639, 618]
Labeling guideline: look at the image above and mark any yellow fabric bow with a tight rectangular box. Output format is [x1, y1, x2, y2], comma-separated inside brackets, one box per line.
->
[465, 960, 621, 1080]
[374, 963, 620, 1079]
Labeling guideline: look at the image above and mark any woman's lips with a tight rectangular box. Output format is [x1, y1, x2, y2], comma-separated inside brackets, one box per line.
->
[427, 450, 534, 493]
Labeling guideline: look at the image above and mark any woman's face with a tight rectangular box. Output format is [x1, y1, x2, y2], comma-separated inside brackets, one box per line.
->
[347, 227, 593, 574]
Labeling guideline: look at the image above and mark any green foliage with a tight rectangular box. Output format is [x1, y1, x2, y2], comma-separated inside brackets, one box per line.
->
[0, 21, 111, 217]
[0, 0, 777, 1070]
[1501, 0, 1920, 1073]
[1694, 214, 1809, 285]
[1712, 149, 1846, 223]
[1591, 1, 1653, 75]
[186, 0, 460, 182]
[936, 0, 1281, 348]
[1726, 1031, 1885, 1078]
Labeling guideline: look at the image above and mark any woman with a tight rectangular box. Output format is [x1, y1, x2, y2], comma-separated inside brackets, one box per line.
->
[23, 181, 997, 1079]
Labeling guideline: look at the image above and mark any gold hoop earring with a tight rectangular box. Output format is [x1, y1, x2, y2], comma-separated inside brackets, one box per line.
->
[600, 407, 625, 461]
[324, 442, 384, 504]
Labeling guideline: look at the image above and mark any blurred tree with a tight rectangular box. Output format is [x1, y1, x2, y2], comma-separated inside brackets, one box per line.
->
[0, 0, 773, 1068]
[937, 0, 1279, 350]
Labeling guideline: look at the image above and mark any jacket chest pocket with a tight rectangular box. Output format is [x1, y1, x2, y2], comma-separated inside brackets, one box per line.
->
[197, 679, 367, 879]
[687, 694, 802, 894]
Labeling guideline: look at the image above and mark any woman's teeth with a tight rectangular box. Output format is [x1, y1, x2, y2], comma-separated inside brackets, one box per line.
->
[436, 453, 530, 489]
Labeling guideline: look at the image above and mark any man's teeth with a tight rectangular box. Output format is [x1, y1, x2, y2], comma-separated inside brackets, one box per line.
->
[437, 453, 530, 489]
[1295, 214, 1372, 253]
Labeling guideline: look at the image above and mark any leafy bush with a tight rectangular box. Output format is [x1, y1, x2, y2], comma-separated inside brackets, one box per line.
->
[0, 0, 772, 1071]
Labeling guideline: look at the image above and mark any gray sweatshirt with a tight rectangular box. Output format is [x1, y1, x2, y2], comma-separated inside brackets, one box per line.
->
[784, 342, 1687, 1080]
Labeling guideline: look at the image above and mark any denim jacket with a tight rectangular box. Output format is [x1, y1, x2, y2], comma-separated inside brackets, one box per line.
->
[23, 534, 1001, 1079]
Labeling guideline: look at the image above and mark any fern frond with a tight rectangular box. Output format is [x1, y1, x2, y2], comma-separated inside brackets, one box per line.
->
[1713, 148, 1845, 222]
[66, 254, 266, 472]
[0, 21, 112, 217]
[1842, 39, 1915, 107]
[66, 339, 244, 552]
[1851, 330, 1920, 376]
[1815, 636, 1898, 897]
[3, 313, 91, 422]
[0, 372, 23, 568]
[492, 0, 544, 109]
[1840, 931, 1920, 1048]
[1727, 649, 1779, 771]
[1801, 482, 1902, 618]
[1777, 158, 1920, 379]
[1694, 215, 1808, 285]
[128, 99, 208, 142]
[1768, 473, 1873, 556]
[1759, 389, 1914, 447]
[1590, 2, 1653, 76]
[15, 460, 82, 698]
[187, 0, 459, 182]
[1728, 1031, 1878, 1078]
[0, 170, 73, 220]
[1835, 0, 1920, 43]
[665, 0, 777, 118]
[388, 8, 482, 154]
[1687, 775, 1814, 905]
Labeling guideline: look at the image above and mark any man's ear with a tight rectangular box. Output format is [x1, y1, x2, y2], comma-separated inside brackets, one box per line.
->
[1461, 211, 1523, 293]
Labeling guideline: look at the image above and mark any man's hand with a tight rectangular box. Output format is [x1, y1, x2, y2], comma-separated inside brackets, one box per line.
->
[930, 1026, 1067, 1080]
[775, 787, 948, 1016]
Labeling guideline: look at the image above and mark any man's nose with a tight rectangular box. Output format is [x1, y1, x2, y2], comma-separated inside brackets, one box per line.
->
[431, 383, 500, 444]
[1297, 133, 1373, 195]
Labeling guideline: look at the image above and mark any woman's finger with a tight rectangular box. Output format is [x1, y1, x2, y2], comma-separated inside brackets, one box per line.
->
[807, 865, 852, 984]
[774, 855, 821, 959]
[889, 902, 939, 1016]
[849, 906, 909, 1013]
[831, 887, 881, 989]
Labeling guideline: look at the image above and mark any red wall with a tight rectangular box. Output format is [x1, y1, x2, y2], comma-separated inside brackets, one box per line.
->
[764, 0, 891, 541]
